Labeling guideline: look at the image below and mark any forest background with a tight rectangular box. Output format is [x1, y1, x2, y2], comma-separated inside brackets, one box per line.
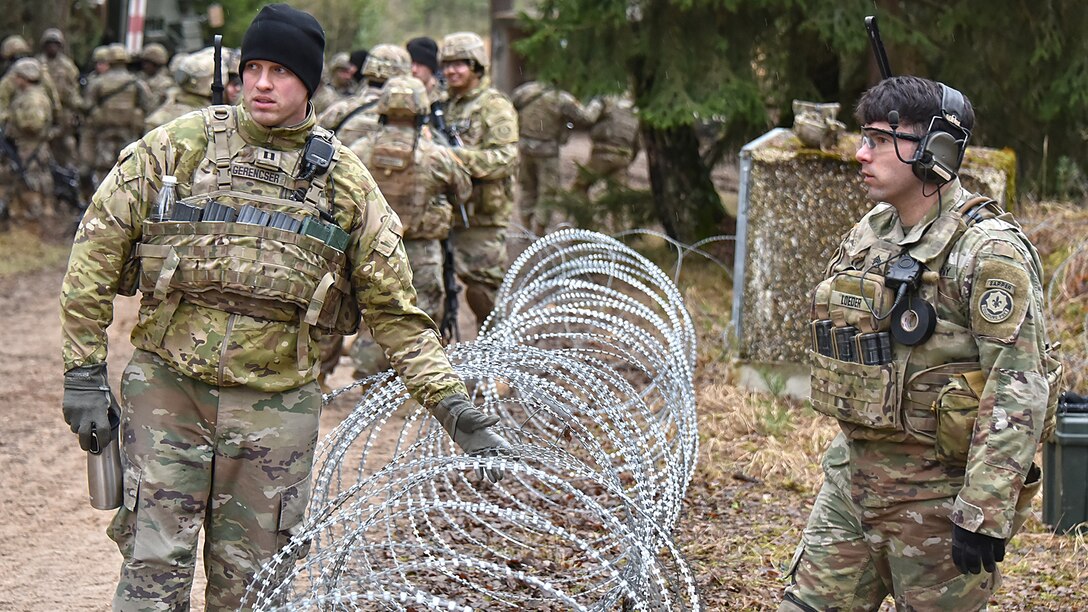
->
[2, 0, 1086, 244]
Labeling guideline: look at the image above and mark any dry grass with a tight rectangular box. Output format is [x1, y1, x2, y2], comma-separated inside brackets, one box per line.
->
[0, 226, 71, 279]
[659, 224, 1088, 609]
[1020, 201, 1088, 391]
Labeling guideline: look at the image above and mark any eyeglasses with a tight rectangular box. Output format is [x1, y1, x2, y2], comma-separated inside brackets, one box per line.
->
[860, 126, 922, 150]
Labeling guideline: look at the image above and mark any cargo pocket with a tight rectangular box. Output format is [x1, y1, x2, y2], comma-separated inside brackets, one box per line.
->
[933, 374, 981, 467]
[1009, 463, 1042, 538]
[121, 464, 142, 512]
[275, 475, 312, 560]
[901, 566, 996, 610]
[809, 351, 900, 430]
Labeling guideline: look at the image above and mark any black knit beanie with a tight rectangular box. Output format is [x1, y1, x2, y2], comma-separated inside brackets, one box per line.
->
[240, 4, 325, 97]
[406, 37, 438, 75]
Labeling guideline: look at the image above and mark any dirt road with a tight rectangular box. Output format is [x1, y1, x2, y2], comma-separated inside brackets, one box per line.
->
[0, 264, 130, 610]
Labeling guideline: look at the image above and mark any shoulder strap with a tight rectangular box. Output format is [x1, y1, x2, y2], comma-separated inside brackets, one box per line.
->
[957, 195, 1003, 228]
[514, 87, 549, 112]
[332, 99, 379, 135]
[201, 105, 235, 191]
[97, 76, 136, 104]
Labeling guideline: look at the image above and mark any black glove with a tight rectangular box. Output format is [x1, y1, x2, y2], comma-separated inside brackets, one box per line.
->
[62, 364, 120, 452]
[430, 393, 510, 483]
[951, 524, 1006, 574]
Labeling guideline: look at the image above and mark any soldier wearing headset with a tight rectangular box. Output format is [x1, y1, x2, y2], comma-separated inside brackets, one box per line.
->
[779, 74, 1062, 610]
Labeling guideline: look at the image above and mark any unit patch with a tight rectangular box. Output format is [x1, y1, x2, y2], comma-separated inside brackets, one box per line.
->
[969, 255, 1032, 342]
[978, 288, 1014, 323]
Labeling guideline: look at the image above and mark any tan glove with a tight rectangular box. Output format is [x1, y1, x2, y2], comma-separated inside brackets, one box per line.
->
[430, 393, 509, 482]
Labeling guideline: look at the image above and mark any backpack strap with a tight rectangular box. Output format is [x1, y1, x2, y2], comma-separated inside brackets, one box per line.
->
[202, 105, 235, 191]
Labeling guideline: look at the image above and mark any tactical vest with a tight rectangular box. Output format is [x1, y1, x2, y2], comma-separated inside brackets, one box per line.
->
[591, 98, 639, 153]
[133, 106, 359, 370]
[516, 84, 567, 145]
[808, 196, 1062, 463]
[90, 70, 140, 129]
[363, 129, 451, 241]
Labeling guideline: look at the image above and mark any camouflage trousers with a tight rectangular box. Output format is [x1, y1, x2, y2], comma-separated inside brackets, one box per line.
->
[109, 349, 321, 611]
[82, 126, 137, 180]
[517, 152, 562, 235]
[450, 225, 507, 329]
[350, 239, 444, 378]
[571, 149, 633, 196]
[779, 435, 997, 611]
[2, 148, 58, 233]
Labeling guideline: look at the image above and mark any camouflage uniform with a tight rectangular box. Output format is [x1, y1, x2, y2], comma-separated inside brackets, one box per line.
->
[36, 29, 82, 167]
[60, 103, 467, 609]
[440, 33, 518, 326]
[781, 180, 1059, 610]
[311, 52, 359, 115]
[571, 94, 639, 196]
[138, 43, 176, 110]
[511, 80, 597, 234]
[318, 44, 411, 147]
[345, 75, 472, 377]
[0, 36, 62, 127]
[81, 45, 153, 185]
[143, 47, 214, 132]
[2, 58, 55, 231]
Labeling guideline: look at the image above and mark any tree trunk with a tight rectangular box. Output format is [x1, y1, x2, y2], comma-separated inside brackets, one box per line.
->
[642, 123, 735, 259]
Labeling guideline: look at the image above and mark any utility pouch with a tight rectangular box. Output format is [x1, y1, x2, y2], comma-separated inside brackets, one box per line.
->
[809, 350, 901, 430]
[933, 370, 985, 467]
[813, 269, 895, 333]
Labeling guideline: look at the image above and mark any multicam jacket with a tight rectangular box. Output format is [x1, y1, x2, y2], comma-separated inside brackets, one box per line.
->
[442, 77, 518, 228]
[510, 80, 597, 157]
[350, 123, 471, 241]
[60, 103, 467, 407]
[810, 179, 1058, 539]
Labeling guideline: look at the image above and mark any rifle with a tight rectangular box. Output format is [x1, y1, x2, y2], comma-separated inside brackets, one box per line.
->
[864, 15, 894, 80]
[439, 233, 461, 343]
[211, 34, 225, 105]
[430, 102, 464, 148]
[0, 126, 29, 186]
[429, 101, 469, 341]
[50, 162, 84, 212]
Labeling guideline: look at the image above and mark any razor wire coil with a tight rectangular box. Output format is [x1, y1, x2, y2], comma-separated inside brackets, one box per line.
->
[244, 229, 701, 611]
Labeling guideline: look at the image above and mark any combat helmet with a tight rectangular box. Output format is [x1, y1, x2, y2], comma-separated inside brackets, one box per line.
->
[105, 43, 128, 64]
[361, 43, 411, 83]
[40, 28, 65, 47]
[9, 57, 42, 82]
[174, 47, 215, 97]
[329, 52, 352, 71]
[92, 45, 110, 64]
[376, 75, 430, 119]
[1, 35, 31, 60]
[141, 42, 168, 66]
[440, 32, 488, 70]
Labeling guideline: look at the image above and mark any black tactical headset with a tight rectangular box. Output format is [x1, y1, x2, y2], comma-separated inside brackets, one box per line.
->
[905, 83, 972, 185]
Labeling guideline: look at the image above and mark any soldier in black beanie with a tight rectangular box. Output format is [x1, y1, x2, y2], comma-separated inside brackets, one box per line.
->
[406, 36, 441, 95]
[60, 2, 508, 609]
[240, 3, 325, 97]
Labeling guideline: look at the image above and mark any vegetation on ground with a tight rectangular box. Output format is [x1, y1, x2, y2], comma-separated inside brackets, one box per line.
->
[643, 202, 1088, 609]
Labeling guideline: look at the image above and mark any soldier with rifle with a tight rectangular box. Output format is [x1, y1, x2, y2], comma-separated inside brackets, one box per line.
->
[0, 57, 58, 236]
[344, 75, 472, 378]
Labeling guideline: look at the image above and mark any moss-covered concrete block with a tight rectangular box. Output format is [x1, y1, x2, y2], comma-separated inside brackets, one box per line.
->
[731, 128, 1016, 365]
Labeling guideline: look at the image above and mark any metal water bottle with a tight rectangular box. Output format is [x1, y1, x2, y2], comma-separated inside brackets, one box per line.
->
[87, 412, 122, 510]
